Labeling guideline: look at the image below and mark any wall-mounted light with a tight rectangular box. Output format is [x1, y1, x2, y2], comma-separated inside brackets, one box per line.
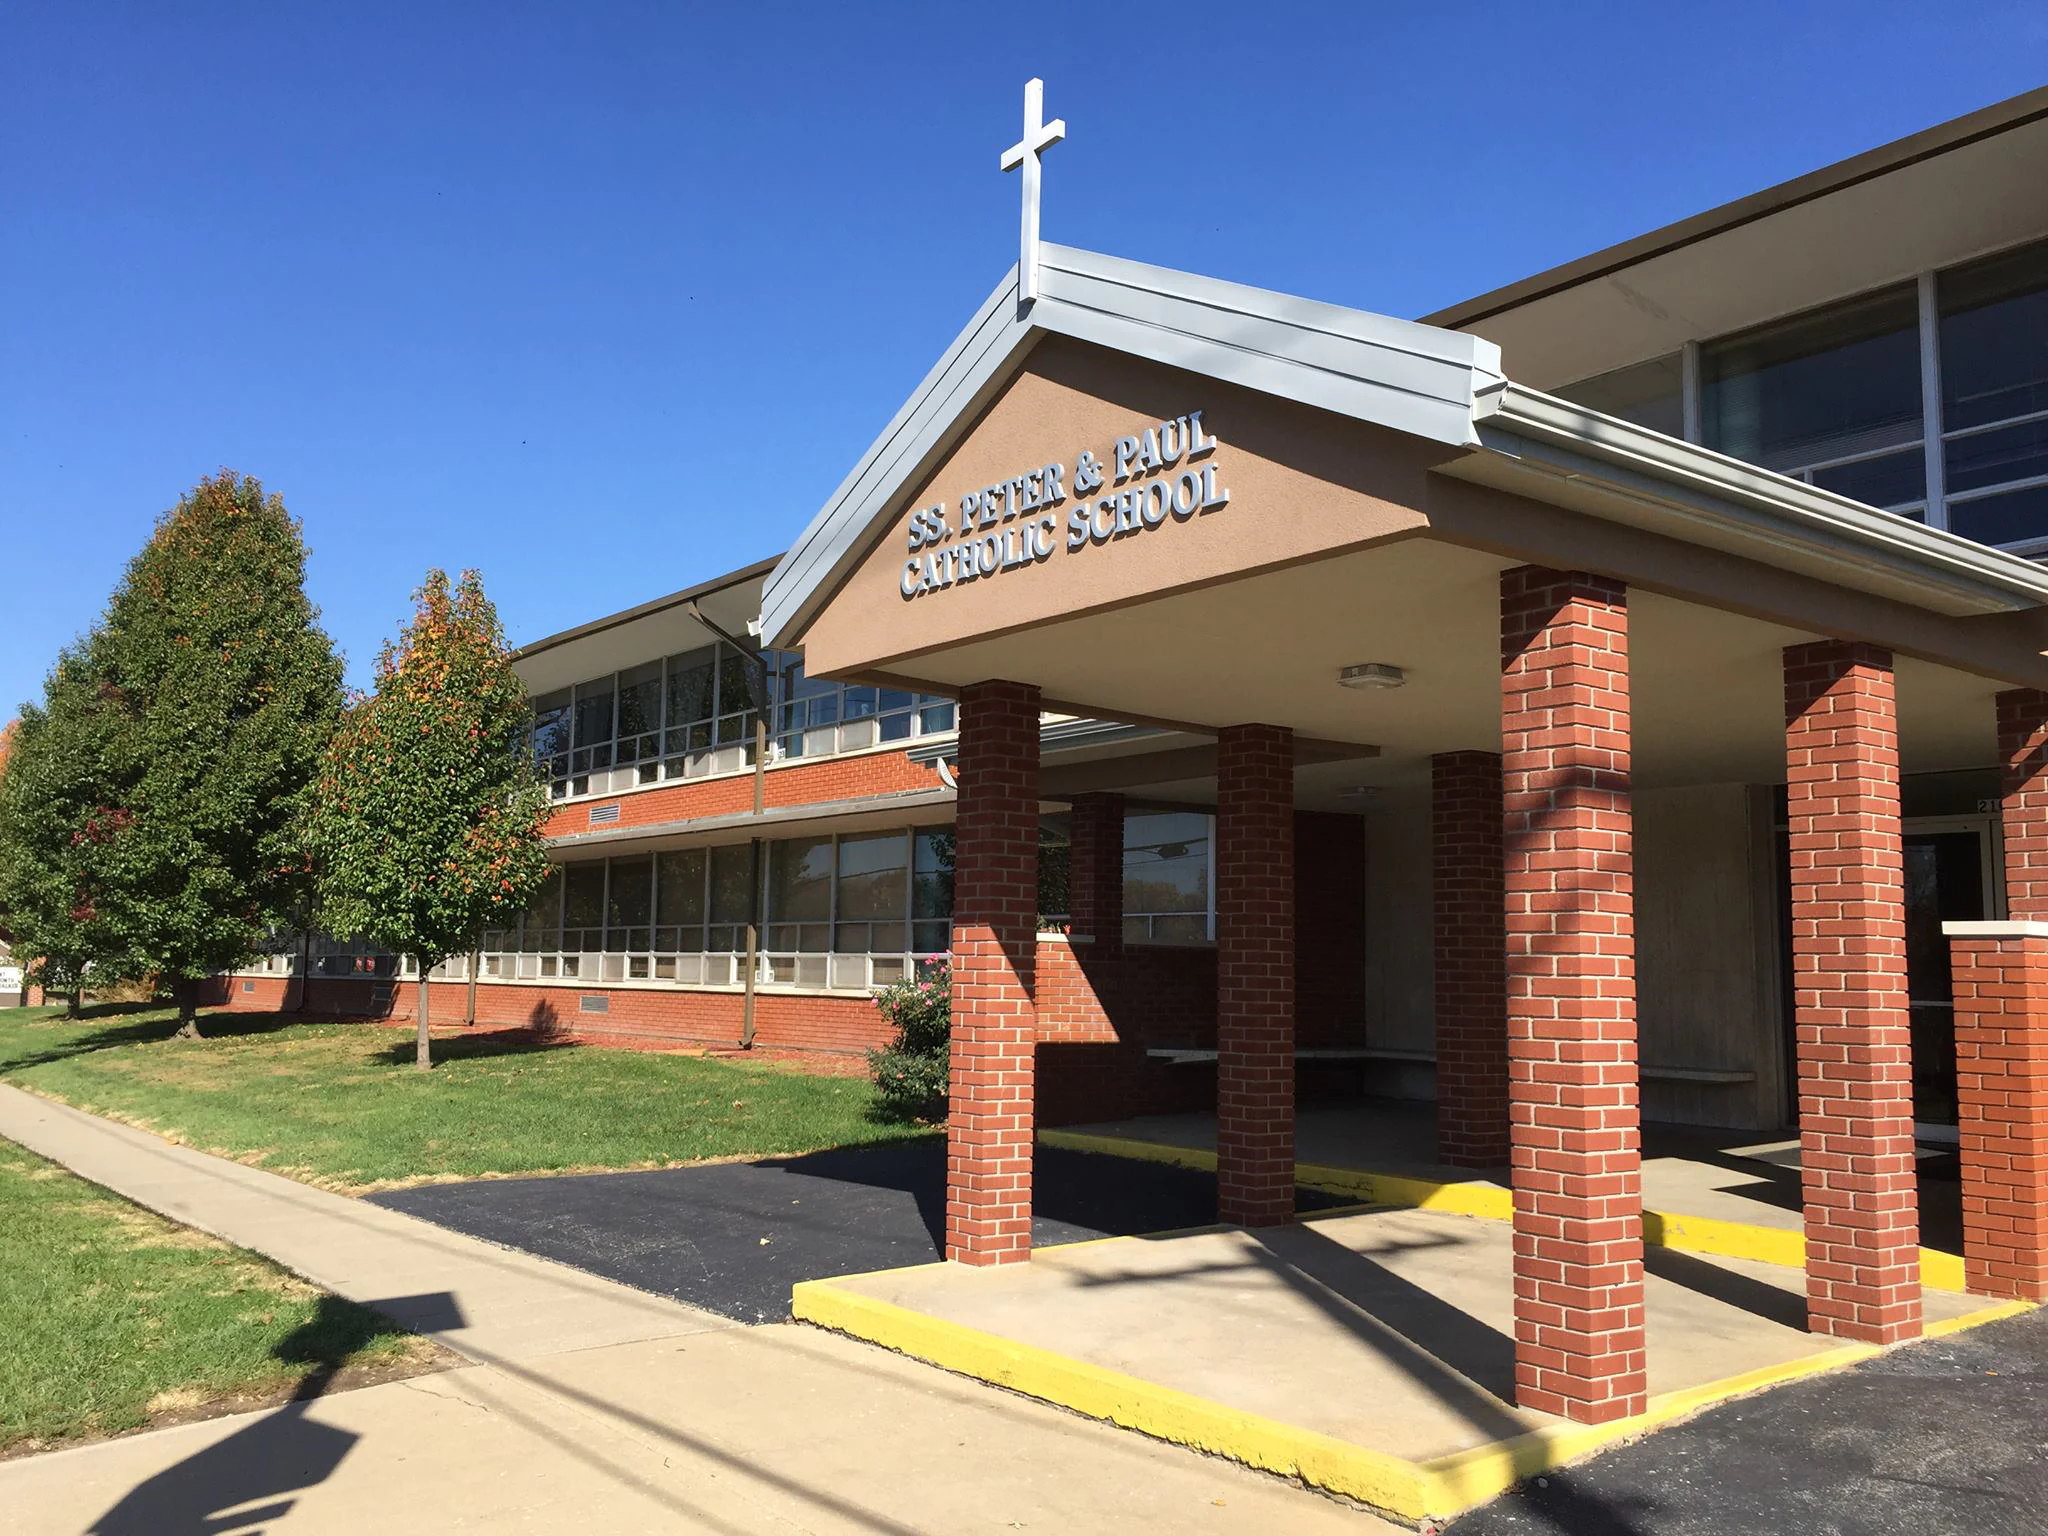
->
[1338, 662, 1406, 690]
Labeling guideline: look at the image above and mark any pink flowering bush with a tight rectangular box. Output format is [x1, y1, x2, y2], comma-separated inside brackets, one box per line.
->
[867, 960, 950, 1120]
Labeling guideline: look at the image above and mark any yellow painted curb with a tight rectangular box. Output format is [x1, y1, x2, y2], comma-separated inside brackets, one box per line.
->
[798, 1257, 2036, 1526]
[1037, 1129, 1973, 1292]
[792, 1278, 1439, 1519]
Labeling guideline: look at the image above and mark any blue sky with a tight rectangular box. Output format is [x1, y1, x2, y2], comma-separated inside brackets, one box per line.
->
[3, 2, 2043, 715]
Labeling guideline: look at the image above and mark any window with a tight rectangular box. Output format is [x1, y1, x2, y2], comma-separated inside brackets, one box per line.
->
[912, 829, 952, 955]
[1702, 284, 1925, 514]
[1939, 240, 2048, 548]
[834, 830, 909, 954]
[530, 642, 957, 801]
[1124, 810, 1212, 944]
[764, 836, 834, 956]
[1554, 353, 1683, 438]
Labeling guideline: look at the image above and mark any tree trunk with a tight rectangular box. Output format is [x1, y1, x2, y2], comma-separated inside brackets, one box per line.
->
[174, 988, 202, 1039]
[292, 928, 313, 1014]
[67, 986, 83, 1021]
[465, 944, 479, 1027]
[415, 964, 432, 1070]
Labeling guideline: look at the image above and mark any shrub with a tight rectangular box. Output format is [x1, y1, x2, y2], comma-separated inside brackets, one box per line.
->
[867, 961, 950, 1120]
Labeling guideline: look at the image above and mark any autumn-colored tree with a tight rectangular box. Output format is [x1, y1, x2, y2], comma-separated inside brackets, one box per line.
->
[307, 570, 553, 1068]
[79, 473, 345, 1036]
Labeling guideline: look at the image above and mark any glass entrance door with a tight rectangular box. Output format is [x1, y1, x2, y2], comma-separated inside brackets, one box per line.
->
[1903, 818, 1997, 1130]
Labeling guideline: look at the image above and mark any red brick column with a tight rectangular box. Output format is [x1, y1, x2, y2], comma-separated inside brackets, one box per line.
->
[1943, 687, 2048, 1299]
[1216, 723, 1295, 1228]
[1784, 640, 1919, 1343]
[1501, 566, 1645, 1425]
[1999, 688, 2048, 918]
[1066, 792, 1125, 953]
[1434, 750, 1508, 1168]
[1947, 928, 2048, 1298]
[947, 679, 1041, 1267]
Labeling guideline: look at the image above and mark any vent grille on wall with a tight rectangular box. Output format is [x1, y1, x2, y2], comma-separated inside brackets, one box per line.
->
[578, 994, 610, 1014]
[588, 804, 622, 826]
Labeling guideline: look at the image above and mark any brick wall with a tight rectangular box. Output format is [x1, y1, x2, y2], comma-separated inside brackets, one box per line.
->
[1215, 723, 1296, 1229]
[542, 750, 943, 839]
[946, 680, 1040, 1265]
[201, 973, 889, 1054]
[1949, 933, 2048, 1300]
[1501, 565, 1646, 1425]
[1783, 639, 1920, 1344]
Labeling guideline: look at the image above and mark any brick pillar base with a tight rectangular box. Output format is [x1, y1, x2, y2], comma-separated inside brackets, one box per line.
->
[1948, 929, 2048, 1299]
[947, 680, 1041, 1267]
[1067, 792, 1125, 953]
[1217, 723, 1295, 1228]
[1784, 641, 1920, 1343]
[1434, 750, 1508, 1168]
[1502, 566, 1646, 1425]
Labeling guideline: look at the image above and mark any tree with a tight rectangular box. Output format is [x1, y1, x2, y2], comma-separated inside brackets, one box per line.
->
[307, 570, 553, 1069]
[0, 650, 125, 1016]
[90, 472, 344, 1037]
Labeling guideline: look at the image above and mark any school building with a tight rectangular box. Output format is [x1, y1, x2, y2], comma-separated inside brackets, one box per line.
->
[221, 86, 2048, 1428]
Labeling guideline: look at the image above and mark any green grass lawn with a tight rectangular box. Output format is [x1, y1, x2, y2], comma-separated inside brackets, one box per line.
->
[0, 1004, 924, 1191]
[0, 1137, 440, 1453]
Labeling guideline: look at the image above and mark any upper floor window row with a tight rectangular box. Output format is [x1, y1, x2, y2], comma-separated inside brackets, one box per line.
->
[1556, 236, 2048, 552]
[529, 642, 957, 799]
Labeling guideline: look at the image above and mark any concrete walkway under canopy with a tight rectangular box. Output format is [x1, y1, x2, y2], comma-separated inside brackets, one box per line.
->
[0, 1085, 1385, 1535]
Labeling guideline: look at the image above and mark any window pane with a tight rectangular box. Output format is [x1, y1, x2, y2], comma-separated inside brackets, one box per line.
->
[1554, 353, 1683, 438]
[657, 849, 706, 928]
[719, 647, 764, 716]
[1703, 286, 1921, 476]
[1809, 447, 1926, 510]
[1947, 417, 2048, 497]
[666, 649, 716, 727]
[1124, 811, 1210, 918]
[767, 836, 833, 924]
[1940, 239, 2048, 433]
[913, 829, 954, 922]
[573, 682, 615, 749]
[531, 691, 572, 763]
[920, 700, 956, 733]
[836, 830, 908, 921]
[1949, 483, 2048, 549]
[618, 662, 663, 739]
[563, 863, 606, 936]
[519, 869, 562, 951]
[607, 857, 651, 936]
[708, 843, 754, 926]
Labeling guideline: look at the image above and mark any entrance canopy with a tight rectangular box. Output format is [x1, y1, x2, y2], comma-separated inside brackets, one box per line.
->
[765, 244, 2048, 795]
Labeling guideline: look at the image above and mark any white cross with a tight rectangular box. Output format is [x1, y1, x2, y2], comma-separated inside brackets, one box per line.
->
[1000, 78, 1065, 307]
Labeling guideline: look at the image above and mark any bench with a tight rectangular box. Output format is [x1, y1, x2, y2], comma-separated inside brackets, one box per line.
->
[1144, 1047, 1755, 1085]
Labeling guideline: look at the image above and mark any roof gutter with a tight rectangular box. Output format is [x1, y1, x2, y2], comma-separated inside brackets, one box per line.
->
[1471, 381, 2048, 618]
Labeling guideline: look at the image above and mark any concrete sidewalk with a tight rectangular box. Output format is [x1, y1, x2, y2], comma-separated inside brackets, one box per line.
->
[0, 1086, 1383, 1534]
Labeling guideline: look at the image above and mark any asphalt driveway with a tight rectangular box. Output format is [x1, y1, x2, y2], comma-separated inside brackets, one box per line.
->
[1449, 1305, 2048, 1536]
[370, 1138, 1342, 1323]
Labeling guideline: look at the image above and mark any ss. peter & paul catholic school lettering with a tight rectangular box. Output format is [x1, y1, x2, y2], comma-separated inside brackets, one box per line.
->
[899, 411, 1231, 600]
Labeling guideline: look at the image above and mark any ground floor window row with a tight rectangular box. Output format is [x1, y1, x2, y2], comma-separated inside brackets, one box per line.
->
[243, 809, 1219, 992]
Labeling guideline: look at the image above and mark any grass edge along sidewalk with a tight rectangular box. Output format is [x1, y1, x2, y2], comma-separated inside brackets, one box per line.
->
[0, 1003, 929, 1193]
[0, 1134, 448, 1457]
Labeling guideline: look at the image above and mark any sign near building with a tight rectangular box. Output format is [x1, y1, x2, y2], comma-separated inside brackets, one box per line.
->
[899, 410, 1231, 600]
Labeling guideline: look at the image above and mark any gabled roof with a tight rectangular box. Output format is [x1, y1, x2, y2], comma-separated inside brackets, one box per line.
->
[760, 244, 1506, 646]
[763, 243, 2048, 652]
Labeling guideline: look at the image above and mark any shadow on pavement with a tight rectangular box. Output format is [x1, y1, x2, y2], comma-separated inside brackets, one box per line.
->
[84, 1292, 465, 1536]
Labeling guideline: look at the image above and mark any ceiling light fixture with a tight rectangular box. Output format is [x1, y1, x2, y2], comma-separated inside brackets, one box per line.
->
[1338, 662, 1406, 690]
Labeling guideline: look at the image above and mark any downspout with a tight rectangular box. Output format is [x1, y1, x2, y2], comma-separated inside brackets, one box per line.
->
[684, 599, 774, 1047]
